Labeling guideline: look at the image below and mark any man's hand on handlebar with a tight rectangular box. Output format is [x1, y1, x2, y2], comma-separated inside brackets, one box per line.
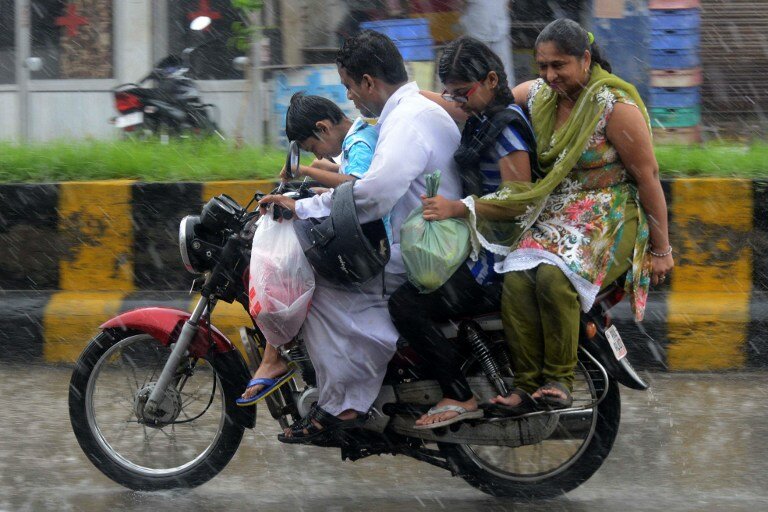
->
[259, 194, 297, 221]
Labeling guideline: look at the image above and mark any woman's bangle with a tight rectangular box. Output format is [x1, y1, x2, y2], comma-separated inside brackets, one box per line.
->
[649, 245, 673, 258]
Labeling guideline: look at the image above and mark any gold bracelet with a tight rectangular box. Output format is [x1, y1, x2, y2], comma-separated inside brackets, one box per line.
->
[649, 245, 673, 257]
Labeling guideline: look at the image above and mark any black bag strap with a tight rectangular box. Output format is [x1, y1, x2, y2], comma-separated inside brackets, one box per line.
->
[453, 107, 541, 196]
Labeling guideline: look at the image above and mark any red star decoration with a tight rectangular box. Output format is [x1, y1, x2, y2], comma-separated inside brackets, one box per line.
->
[187, 0, 222, 27]
[55, 3, 89, 38]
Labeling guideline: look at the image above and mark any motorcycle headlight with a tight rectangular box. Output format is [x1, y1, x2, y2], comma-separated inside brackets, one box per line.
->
[179, 215, 223, 274]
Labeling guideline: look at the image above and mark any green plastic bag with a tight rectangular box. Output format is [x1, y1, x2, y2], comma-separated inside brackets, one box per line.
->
[401, 171, 471, 293]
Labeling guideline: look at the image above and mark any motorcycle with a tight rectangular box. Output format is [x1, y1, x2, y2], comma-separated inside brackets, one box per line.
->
[110, 51, 222, 140]
[68, 143, 648, 499]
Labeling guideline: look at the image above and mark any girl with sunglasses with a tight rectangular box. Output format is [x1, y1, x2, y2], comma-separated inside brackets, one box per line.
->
[388, 36, 539, 430]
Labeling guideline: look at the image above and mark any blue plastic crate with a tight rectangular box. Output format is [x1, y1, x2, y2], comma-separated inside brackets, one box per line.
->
[650, 28, 700, 50]
[650, 86, 700, 108]
[360, 18, 434, 61]
[360, 18, 431, 40]
[650, 48, 700, 68]
[650, 9, 700, 30]
[396, 38, 434, 61]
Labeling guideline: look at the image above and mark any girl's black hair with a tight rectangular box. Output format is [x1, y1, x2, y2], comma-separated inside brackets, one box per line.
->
[438, 36, 515, 115]
[535, 18, 612, 73]
[285, 92, 345, 142]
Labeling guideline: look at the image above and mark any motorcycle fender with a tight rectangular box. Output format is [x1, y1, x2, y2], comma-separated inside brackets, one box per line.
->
[581, 337, 649, 390]
[100, 307, 256, 428]
[100, 307, 235, 358]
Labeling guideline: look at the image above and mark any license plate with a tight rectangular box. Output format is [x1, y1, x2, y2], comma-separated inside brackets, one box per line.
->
[115, 111, 143, 128]
[605, 325, 627, 361]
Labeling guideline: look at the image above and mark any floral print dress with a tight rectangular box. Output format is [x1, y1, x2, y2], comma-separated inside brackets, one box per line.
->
[497, 79, 652, 321]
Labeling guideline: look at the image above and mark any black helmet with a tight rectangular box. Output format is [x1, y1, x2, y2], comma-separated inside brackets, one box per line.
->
[293, 181, 390, 286]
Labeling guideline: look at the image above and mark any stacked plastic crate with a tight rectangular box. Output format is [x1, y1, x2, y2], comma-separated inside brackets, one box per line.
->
[649, 0, 702, 144]
[360, 18, 437, 90]
[359, 18, 435, 62]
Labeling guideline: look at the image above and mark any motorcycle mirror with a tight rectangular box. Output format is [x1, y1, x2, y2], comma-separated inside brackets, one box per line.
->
[190, 16, 211, 31]
[285, 141, 300, 180]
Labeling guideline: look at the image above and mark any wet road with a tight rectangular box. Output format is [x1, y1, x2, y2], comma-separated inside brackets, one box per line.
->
[1, 364, 767, 512]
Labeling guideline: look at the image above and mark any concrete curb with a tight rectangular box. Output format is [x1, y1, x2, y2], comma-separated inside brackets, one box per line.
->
[0, 178, 766, 370]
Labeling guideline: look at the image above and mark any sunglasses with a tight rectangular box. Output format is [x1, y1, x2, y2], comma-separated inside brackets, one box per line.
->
[441, 82, 481, 104]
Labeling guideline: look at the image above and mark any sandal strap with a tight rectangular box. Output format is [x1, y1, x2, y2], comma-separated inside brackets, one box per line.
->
[426, 404, 473, 416]
[311, 405, 344, 428]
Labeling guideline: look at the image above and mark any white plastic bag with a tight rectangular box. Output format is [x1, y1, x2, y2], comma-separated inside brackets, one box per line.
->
[248, 213, 315, 347]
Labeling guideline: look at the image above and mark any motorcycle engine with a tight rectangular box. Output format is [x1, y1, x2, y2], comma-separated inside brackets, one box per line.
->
[296, 387, 319, 418]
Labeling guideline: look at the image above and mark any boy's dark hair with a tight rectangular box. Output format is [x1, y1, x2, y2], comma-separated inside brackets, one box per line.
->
[536, 18, 612, 73]
[285, 92, 345, 142]
[336, 30, 408, 85]
[438, 36, 515, 114]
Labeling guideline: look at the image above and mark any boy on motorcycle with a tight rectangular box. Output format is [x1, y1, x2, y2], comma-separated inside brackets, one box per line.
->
[257, 30, 463, 442]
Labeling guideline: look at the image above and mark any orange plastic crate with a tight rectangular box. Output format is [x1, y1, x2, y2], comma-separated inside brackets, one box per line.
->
[651, 67, 703, 87]
[649, 0, 701, 8]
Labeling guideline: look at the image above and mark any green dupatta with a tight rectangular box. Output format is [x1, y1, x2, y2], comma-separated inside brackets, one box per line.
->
[464, 65, 650, 256]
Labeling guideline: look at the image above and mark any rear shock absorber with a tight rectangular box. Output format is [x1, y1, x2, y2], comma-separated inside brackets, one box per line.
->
[460, 320, 510, 397]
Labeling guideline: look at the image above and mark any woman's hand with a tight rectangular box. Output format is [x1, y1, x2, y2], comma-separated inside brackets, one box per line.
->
[651, 252, 674, 286]
[259, 194, 297, 218]
[421, 194, 467, 221]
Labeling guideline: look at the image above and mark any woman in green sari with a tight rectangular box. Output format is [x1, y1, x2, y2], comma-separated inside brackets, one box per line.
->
[470, 18, 675, 413]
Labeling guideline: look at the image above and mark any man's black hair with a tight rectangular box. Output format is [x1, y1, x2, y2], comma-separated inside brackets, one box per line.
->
[285, 92, 345, 142]
[336, 30, 409, 85]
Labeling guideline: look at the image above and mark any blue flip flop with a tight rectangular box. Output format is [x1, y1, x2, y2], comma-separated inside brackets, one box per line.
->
[236, 369, 296, 407]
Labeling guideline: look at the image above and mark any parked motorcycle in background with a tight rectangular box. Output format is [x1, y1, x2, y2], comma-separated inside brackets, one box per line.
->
[111, 16, 223, 141]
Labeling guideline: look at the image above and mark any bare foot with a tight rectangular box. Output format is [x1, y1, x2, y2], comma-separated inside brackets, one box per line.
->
[414, 397, 478, 427]
[489, 390, 527, 407]
[531, 383, 569, 401]
[241, 357, 290, 401]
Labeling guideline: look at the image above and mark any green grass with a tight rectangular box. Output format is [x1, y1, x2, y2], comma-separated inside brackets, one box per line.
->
[0, 139, 767, 182]
[655, 142, 768, 178]
[0, 139, 287, 183]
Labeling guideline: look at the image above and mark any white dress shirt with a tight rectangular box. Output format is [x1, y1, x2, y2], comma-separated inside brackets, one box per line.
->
[295, 81, 463, 275]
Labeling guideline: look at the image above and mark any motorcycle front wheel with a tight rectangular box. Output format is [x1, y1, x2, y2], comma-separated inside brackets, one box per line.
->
[441, 351, 621, 499]
[69, 330, 245, 491]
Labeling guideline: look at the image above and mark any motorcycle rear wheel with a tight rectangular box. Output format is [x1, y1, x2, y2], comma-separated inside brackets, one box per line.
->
[440, 353, 621, 499]
[69, 330, 245, 491]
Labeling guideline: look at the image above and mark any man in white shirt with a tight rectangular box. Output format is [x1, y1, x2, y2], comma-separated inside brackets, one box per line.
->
[257, 30, 463, 442]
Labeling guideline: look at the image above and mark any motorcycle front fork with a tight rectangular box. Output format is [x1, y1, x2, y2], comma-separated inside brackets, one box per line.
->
[143, 296, 209, 417]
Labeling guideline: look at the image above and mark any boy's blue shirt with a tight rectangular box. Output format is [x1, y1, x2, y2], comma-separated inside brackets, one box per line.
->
[339, 117, 392, 242]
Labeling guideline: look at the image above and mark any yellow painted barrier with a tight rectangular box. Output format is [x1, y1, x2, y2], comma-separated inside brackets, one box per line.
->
[667, 179, 752, 370]
[43, 291, 125, 362]
[57, 181, 135, 292]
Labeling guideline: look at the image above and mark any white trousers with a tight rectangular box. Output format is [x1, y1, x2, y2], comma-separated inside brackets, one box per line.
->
[301, 273, 403, 416]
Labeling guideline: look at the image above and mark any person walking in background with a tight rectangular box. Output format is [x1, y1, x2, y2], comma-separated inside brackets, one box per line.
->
[458, 0, 514, 84]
